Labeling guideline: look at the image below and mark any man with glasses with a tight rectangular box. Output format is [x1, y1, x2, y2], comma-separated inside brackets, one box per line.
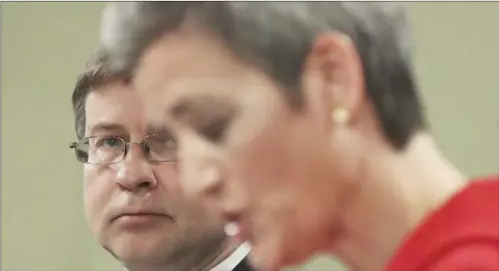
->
[68, 51, 253, 271]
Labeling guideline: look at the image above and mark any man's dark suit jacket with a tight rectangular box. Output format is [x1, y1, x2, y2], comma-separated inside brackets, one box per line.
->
[233, 258, 255, 271]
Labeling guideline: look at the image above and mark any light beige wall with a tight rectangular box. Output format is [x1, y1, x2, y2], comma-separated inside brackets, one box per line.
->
[2, 3, 497, 271]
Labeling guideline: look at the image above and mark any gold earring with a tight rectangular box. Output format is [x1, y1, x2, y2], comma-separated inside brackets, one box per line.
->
[332, 108, 350, 125]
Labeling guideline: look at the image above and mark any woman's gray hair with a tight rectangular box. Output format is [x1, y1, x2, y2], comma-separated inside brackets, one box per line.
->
[98, 2, 425, 149]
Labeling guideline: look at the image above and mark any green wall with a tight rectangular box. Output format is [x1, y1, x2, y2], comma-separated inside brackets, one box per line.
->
[2, 3, 497, 271]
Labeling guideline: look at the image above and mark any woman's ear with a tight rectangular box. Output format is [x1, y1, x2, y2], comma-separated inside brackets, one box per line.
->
[302, 32, 366, 128]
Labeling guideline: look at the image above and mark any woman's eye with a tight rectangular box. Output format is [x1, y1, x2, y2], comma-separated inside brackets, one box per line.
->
[199, 117, 230, 143]
[144, 136, 175, 152]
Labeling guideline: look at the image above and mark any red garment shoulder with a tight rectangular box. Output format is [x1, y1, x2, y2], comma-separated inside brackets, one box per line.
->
[386, 176, 499, 271]
[429, 242, 499, 271]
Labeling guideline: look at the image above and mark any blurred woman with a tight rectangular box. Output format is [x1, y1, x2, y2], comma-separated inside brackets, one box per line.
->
[100, 2, 499, 271]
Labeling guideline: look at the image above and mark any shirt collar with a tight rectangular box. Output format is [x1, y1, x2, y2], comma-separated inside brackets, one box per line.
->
[210, 242, 251, 271]
[121, 242, 251, 271]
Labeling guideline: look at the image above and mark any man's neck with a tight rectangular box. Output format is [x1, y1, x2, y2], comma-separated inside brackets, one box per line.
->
[331, 133, 467, 271]
[124, 239, 242, 271]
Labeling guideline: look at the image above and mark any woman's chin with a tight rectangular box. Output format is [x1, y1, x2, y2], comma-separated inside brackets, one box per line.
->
[247, 238, 297, 271]
[248, 250, 281, 271]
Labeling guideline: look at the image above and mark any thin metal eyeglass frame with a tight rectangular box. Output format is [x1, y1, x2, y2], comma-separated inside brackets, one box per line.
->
[68, 134, 177, 165]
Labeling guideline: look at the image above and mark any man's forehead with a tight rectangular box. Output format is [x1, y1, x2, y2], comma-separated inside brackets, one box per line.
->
[85, 118, 171, 138]
[85, 86, 136, 117]
[84, 85, 147, 136]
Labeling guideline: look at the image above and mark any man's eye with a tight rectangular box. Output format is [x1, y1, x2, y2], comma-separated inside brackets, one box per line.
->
[97, 137, 123, 148]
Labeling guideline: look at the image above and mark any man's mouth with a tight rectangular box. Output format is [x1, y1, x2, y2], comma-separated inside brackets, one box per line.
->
[112, 212, 172, 226]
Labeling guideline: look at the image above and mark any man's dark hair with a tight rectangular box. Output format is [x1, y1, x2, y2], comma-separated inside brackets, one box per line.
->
[71, 50, 125, 139]
[99, 2, 426, 149]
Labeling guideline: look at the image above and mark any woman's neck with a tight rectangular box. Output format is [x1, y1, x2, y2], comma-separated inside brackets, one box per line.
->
[330, 133, 467, 271]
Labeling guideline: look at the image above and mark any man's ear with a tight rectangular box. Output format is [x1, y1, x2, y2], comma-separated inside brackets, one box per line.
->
[301, 32, 366, 127]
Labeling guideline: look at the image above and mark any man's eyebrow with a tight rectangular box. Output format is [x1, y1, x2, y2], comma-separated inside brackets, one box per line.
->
[87, 122, 126, 136]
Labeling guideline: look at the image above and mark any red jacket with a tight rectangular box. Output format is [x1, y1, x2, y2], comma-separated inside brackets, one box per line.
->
[386, 176, 499, 271]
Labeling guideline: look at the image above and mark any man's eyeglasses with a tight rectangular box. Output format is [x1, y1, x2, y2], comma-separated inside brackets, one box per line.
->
[69, 134, 177, 165]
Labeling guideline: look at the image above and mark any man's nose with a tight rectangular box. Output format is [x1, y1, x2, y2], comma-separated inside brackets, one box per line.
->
[116, 143, 157, 192]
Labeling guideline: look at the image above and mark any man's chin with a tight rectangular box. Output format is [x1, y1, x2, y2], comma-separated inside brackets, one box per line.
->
[104, 236, 170, 264]
[112, 248, 168, 267]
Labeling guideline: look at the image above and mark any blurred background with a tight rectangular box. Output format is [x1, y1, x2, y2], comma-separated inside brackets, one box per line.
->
[2, 2, 498, 271]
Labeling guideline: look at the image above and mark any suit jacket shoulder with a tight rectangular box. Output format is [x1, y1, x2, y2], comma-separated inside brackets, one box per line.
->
[233, 258, 256, 271]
